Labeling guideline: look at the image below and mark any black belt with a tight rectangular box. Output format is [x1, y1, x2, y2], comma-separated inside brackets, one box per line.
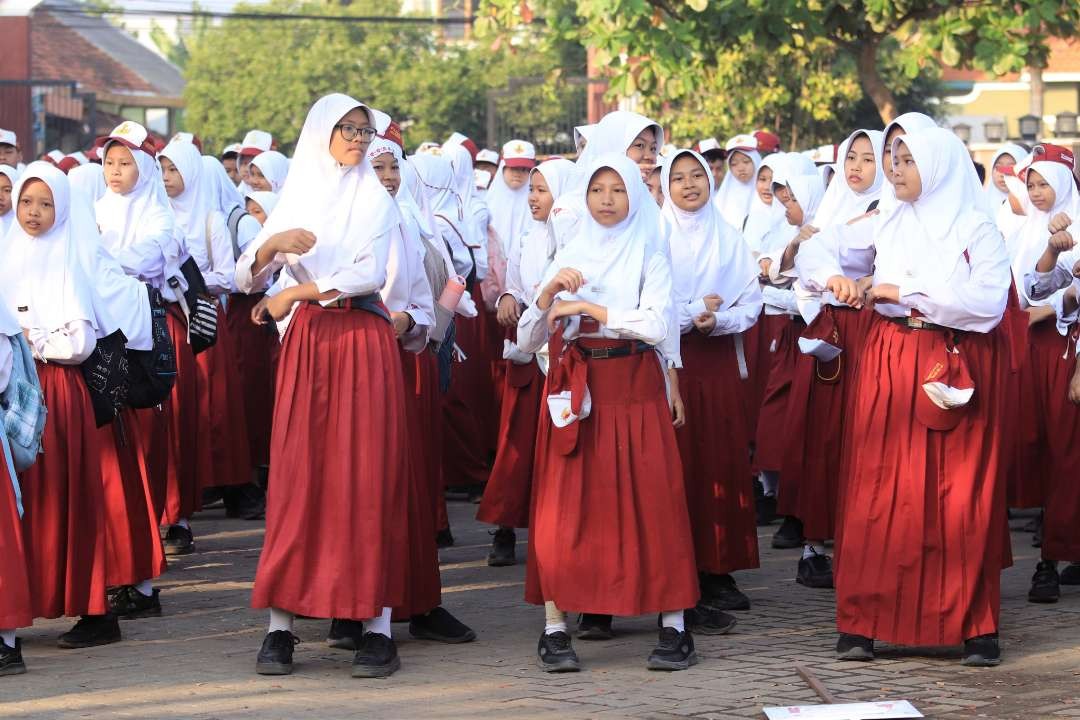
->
[308, 293, 390, 323]
[888, 316, 949, 332]
[578, 340, 653, 360]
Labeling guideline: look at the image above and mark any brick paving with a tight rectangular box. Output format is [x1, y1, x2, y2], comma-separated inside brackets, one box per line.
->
[4, 503, 1080, 719]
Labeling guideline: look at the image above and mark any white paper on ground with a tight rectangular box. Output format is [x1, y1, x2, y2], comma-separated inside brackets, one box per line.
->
[763, 700, 923, 720]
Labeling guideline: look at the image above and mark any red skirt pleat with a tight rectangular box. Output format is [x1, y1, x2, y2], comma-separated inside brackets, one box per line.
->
[778, 306, 872, 540]
[100, 411, 166, 586]
[1004, 316, 1046, 509]
[133, 406, 168, 521]
[251, 303, 409, 619]
[194, 303, 252, 489]
[676, 331, 759, 574]
[1028, 320, 1080, 559]
[477, 356, 544, 529]
[441, 311, 494, 488]
[528, 345, 699, 615]
[742, 310, 785, 444]
[22, 363, 109, 619]
[753, 316, 802, 472]
[393, 346, 442, 619]
[0, 445, 33, 629]
[226, 293, 280, 467]
[834, 316, 1008, 646]
[153, 307, 201, 525]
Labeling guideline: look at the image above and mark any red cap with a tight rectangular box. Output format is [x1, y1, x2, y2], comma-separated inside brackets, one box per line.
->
[754, 130, 781, 154]
[501, 139, 537, 169]
[447, 132, 479, 161]
[86, 136, 108, 162]
[57, 156, 80, 174]
[1030, 143, 1075, 171]
[379, 121, 405, 155]
[97, 121, 157, 156]
[239, 130, 274, 157]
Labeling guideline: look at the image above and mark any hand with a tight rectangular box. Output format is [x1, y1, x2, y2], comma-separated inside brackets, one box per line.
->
[702, 293, 723, 312]
[271, 228, 317, 256]
[546, 299, 582, 332]
[758, 258, 773, 279]
[1048, 230, 1075, 254]
[825, 275, 861, 307]
[868, 283, 901, 305]
[1025, 305, 1056, 327]
[693, 312, 717, 335]
[265, 290, 297, 322]
[856, 275, 873, 298]
[251, 295, 272, 325]
[795, 225, 819, 243]
[540, 267, 585, 307]
[1070, 359, 1080, 406]
[496, 294, 521, 327]
[391, 311, 412, 337]
[667, 368, 686, 428]
[1049, 212, 1073, 234]
[1072, 259, 1080, 278]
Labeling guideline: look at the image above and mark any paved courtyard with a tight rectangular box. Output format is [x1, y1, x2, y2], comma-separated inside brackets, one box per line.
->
[5, 502, 1080, 719]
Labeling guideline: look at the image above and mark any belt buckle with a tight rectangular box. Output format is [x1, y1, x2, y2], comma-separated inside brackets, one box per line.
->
[590, 346, 611, 360]
[908, 317, 926, 329]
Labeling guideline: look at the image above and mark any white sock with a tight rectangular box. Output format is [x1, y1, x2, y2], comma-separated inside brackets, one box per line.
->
[543, 601, 567, 635]
[133, 580, 154, 597]
[177, 518, 191, 530]
[661, 611, 685, 632]
[363, 606, 393, 638]
[760, 471, 779, 497]
[268, 607, 294, 634]
[0, 629, 15, 648]
[802, 542, 827, 559]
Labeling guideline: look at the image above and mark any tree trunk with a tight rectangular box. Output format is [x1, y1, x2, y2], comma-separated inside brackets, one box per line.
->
[1029, 63, 1044, 118]
[854, 38, 897, 125]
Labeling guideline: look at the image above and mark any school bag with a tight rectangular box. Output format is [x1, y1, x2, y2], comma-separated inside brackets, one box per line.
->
[0, 333, 47, 472]
[80, 328, 131, 427]
[127, 285, 177, 408]
[226, 205, 250, 261]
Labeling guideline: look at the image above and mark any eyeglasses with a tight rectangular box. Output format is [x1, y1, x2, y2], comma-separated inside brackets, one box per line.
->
[335, 123, 377, 142]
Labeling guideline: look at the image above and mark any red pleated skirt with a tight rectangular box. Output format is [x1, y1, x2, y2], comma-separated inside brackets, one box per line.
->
[226, 293, 280, 467]
[477, 354, 544, 529]
[1004, 315, 1046, 509]
[393, 345, 442, 619]
[527, 341, 699, 615]
[251, 303, 409, 619]
[22, 363, 109, 619]
[834, 316, 1008, 646]
[742, 310, 786, 443]
[441, 310, 495, 488]
[778, 305, 872, 540]
[0, 444, 32, 629]
[1027, 319, 1080, 559]
[676, 331, 759, 574]
[194, 303, 252, 490]
[753, 316, 803, 472]
[100, 410, 166, 586]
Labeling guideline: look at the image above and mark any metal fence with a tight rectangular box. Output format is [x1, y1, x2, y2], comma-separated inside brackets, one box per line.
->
[0, 80, 97, 159]
[486, 76, 588, 156]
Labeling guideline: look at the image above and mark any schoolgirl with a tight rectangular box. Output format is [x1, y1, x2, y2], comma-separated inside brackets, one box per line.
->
[247, 150, 289, 194]
[985, 144, 1031, 242]
[0, 165, 20, 236]
[713, 135, 761, 229]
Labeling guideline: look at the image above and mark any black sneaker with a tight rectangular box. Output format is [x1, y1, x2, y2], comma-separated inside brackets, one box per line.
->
[1060, 562, 1080, 585]
[796, 549, 835, 589]
[57, 615, 122, 649]
[351, 632, 401, 678]
[163, 525, 194, 555]
[772, 516, 805, 549]
[409, 607, 476, 643]
[109, 586, 163, 619]
[646, 627, 698, 671]
[0, 639, 26, 676]
[487, 527, 516, 567]
[700, 573, 751, 611]
[962, 633, 1001, 667]
[327, 619, 364, 650]
[755, 480, 778, 525]
[435, 528, 454, 549]
[836, 633, 874, 661]
[577, 613, 614, 640]
[1028, 560, 1060, 603]
[684, 604, 737, 635]
[256, 630, 298, 675]
[537, 631, 580, 672]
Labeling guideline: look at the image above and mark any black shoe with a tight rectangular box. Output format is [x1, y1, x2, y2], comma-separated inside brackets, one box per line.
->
[796, 549, 835, 589]
[0, 639, 26, 676]
[1060, 562, 1080, 586]
[962, 633, 1001, 667]
[409, 607, 476, 644]
[435, 528, 454, 549]
[577, 613, 614, 640]
[1032, 513, 1043, 547]
[351, 632, 401, 678]
[646, 627, 698, 671]
[327, 619, 364, 650]
[684, 604, 737, 635]
[755, 482, 778, 525]
[57, 615, 122, 649]
[487, 527, 517, 567]
[256, 630, 298, 675]
[537, 631, 580, 672]
[772, 516, 805, 549]
[1028, 560, 1060, 603]
[163, 525, 194, 555]
[836, 633, 874, 661]
[201, 487, 225, 509]
[109, 586, 163, 619]
[700, 573, 751, 611]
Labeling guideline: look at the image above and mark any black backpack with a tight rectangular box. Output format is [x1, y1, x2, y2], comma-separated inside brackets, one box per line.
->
[127, 285, 177, 409]
[80, 329, 130, 427]
[227, 205, 250, 261]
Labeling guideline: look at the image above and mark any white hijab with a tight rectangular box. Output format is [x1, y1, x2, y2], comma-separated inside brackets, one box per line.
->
[253, 93, 401, 284]
[877, 112, 938, 214]
[714, 148, 762, 229]
[251, 150, 289, 193]
[985, 143, 1030, 205]
[784, 173, 827, 226]
[442, 141, 481, 247]
[95, 140, 176, 262]
[518, 158, 576, 299]
[202, 155, 244, 214]
[67, 162, 106, 207]
[161, 139, 216, 253]
[813, 129, 885, 228]
[741, 153, 788, 253]
[0, 164, 18, 238]
[986, 144, 1031, 242]
[410, 152, 468, 277]
[1011, 161, 1080, 306]
[486, 159, 534, 255]
[662, 150, 759, 315]
[245, 190, 279, 219]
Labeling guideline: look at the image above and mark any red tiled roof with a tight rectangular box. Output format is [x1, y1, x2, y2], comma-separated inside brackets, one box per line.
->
[31, 11, 155, 94]
[941, 37, 1080, 82]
